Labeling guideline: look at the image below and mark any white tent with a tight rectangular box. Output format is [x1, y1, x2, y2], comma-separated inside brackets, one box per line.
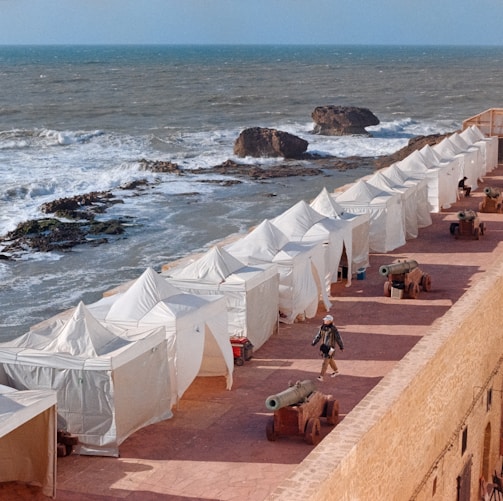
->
[225, 219, 331, 324]
[335, 180, 406, 253]
[460, 125, 498, 174]
[396, 148, 454, 213]
[163, 246, 279, 351]
[271, 199, 354, 288]
[0, 302, 171, 457]
[309, 187, 370, 276]
[90, 267, 234, 397]
[428, 139, 470, 200]
[0, 385, 57, 498]
[442, 133, 484, 189]
[366, 170, 418, 240]
[381, 163, 432, 229]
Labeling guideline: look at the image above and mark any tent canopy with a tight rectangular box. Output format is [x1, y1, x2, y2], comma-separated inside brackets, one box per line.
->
[271, 199, 354, 287]
[460, 125, 498, 173]
[381, 164, 432, 229]
[225, 219, 290, 265]
[164, 246, 279, 350]
[225, 220, 331, 324]
[89, 267, 234, 394]
[0, 302, 171, 457]
[335, 179, 405, 253]
[0, 386, 57, 498]
[310, 187, 370, 273]
[366, 170, 418, 240]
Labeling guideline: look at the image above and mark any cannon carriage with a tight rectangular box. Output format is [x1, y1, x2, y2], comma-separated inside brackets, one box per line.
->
[380, 259, 432, 299]
[265, 380, 339, 445]
[449, 210, 486, 240]
[479, 186, 503, 213]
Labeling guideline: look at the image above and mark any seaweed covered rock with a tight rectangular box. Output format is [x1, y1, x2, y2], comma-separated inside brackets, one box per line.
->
[233, 127, 308, 159]
[139, 159, 182, 173]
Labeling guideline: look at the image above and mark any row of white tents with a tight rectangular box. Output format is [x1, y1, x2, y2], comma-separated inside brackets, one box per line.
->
[0, 268, 234, 457]
[0, 126, 497, 470]
[335, 125, 498, 253]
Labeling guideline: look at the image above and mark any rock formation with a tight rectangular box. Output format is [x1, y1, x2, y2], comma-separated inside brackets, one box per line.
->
[233, 127, 308, 158]
[311, 106, 379, 136]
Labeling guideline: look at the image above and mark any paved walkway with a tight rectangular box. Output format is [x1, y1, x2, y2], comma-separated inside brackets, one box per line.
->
[3, 165, 503, 500]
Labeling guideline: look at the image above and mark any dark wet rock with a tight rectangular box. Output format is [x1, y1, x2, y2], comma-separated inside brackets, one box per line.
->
[171, 192, 200, 197]
[233, 127, 308, 159]
[40, 191, 122, 221]
[311, 106, 380, 136]
[196, 158, 323, 179]
[120, 179, 150, 190]
[199, 179, 243, 186]
[1, 219, 87, 253]
[88, 220, 125, 235]
[0, 214, 128, 258]
[139, 159, 182, 174]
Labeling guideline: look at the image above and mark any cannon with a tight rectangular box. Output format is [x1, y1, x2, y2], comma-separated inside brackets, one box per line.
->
[449, 210, 486, 239]
[380, 259, 431, 299]
[265, 380, 339, 445]
[479, 186, 503, 213]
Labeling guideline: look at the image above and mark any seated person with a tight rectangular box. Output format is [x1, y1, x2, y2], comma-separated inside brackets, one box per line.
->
[458, 177, 471, 197]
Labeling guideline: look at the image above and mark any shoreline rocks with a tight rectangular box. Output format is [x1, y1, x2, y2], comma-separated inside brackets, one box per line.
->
[0, 130, 452, 260]
[0, 191, 129, 259]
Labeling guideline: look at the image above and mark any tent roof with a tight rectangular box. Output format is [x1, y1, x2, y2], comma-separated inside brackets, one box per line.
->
[225, 219, 290, 263]
[310, 187, 345, 219]
[167, 246, 245, 284]
[467, 125, 486, 140]
[335, 179, 394, 205]
[432, 137, 461, 160]
[271, 200, 326, 241]
[105, 267, 182, 324]
[140, 293, 224, 326]
[397, 150, 430, 176]
[379, 164, 407, 186]
[45, 302, 132, 357]
[0, 388, 57, 438]
[5, 302, 132, 358]
[367, 171, 407, 193]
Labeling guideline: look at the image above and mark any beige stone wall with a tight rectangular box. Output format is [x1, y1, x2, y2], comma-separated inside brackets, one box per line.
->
[269, 259, 503, 501]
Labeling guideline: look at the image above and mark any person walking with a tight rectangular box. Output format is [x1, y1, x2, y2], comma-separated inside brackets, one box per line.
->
[311, 314, 344, 381]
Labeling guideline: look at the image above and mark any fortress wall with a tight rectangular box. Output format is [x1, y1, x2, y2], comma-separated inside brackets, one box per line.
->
[269, 258, 503, 500]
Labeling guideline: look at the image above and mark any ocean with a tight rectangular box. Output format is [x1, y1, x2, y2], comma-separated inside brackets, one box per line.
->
[1, 44, 502, 340]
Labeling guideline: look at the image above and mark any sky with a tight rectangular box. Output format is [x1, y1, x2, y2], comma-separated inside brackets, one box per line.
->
[0, 0, 502, 46]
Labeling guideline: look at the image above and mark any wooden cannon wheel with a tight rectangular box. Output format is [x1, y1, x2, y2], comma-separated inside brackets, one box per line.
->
[383, 280, 392, 297]
[407, 282, 420, 299]
[304, 417, 321, 445]
[324, 398, 339, 426]
[421, 273, 432, 292]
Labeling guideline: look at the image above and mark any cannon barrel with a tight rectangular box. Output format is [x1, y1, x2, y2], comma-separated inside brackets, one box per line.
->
[379, 260, 418, 277]
[265, 380, 316, 411]
[457, 210, 477, 221]
[484, 186, 500, 199]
